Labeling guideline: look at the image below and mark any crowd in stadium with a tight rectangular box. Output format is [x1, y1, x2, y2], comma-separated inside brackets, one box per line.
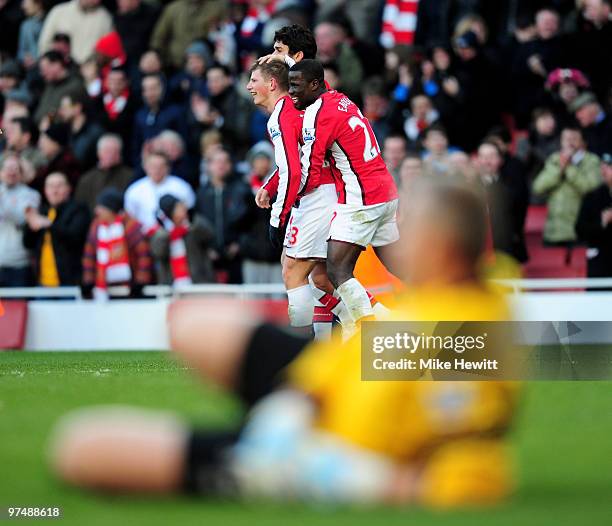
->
[1, 0, 612, 295]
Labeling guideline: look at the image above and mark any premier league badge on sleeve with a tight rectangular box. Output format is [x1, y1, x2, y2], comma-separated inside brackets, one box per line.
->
[268, 125, 281, 140]
[303, 128, 316, 143]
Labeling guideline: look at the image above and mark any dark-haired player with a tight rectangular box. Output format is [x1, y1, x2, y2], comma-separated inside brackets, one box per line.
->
[257, 24, 318, 67]
[271, 24, 318, 63]
[247, 60, 350, 338]
[253, 26, 356, 339]
[288, 59, 399, 324]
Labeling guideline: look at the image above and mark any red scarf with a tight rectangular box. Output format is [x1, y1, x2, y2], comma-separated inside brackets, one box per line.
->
[240, 1, 278, 38]
[169, 223, 192, 285]
[103, 89, 129, 120]
[380, 0, 419, 48]
[417, 118, 429, 132]
[95, 218, 131, 298]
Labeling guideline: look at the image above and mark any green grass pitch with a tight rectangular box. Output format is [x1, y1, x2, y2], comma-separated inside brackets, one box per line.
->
[1, 351, 611, 526]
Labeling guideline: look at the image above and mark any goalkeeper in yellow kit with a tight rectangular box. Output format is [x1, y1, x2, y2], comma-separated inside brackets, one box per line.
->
[50, 177, 518, 507]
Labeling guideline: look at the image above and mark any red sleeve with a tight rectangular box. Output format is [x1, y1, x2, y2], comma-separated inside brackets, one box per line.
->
[300, 98, 335, 192]
[269, 102, 302, 228]
[262, 169, 279, 198]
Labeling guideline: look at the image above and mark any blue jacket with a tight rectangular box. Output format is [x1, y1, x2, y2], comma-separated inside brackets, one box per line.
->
[132, 103, 188, 166]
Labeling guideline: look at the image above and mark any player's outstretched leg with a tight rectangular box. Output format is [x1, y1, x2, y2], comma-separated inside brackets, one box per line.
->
[49, 407, 188, 493]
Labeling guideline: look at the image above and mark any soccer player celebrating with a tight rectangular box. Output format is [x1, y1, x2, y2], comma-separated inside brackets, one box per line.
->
[246, 60, 341, 337]
[288, 59, 400, 324]
[259, 24, 318, 67]
[249, 25, 354, 339]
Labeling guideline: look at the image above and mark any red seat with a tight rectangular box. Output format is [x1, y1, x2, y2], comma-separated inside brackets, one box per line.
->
[523, 205, 586, 280]
[0, 300, 28, 350]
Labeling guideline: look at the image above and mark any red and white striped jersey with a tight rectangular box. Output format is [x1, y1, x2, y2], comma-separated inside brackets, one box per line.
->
[262, 96, 301, 228]
[380, 0, 419, 49]
[262, 95, 334, 227]
[300, 91, 398, 206]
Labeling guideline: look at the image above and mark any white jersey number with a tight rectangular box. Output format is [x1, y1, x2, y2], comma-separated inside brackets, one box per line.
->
[348, 115, 380, 162]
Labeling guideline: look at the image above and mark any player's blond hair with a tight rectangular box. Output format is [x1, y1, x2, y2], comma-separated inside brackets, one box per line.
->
[250, 61, 289, 92]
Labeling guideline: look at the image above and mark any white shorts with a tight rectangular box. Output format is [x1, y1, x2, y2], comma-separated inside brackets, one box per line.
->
[284, 184, 337, 259]
[328, 199, 400, 248]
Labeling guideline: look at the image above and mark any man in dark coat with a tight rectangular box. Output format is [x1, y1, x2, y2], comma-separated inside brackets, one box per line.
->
[239, 142, 282, 284]
[195, 149, 252, 283]
[510, 8, 565, 128]
[570, 92, 612, 158]
[58, 91, 106, 171]
[132, 73, 187, 167]
[92, 66, 138, 153]
[0, 0, 24, 57]
[114, 0, 160, 79]
[452, 31, 502, 152]
[188, 65, 254, 160]
[24, 172, 90, 285]
[33, 50, 86, 125]
[75, 134, 133, 214]
[476, 141, 529, 262]
[34, 123, 82, 193]
[567, 0, 612, 99]
[576, 153, 612, 278]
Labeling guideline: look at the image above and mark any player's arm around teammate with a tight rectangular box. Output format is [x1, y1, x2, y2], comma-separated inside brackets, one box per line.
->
[289, 60, 401, 324]
[248, 61, 344, 337]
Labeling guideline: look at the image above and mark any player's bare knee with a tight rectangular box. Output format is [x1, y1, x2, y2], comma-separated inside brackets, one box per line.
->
[167, 300, 208, 356]
[168, 301, 252, 390]
[169, 300, 256, 354]
[283, 258, 312, 289]
[309, 265, 333, 292]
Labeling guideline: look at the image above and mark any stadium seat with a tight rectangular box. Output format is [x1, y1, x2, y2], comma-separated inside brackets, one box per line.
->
[523, 205, 586, 282]
[0, 300, 28, 350]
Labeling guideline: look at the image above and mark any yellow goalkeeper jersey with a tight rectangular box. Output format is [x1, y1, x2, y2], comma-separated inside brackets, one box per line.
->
[289, 281, 516, 457]
[288, 282, 519, 506]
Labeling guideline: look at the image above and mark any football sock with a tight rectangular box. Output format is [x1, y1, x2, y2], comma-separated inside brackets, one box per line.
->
[336, 278, 375, 323]
[309, 283, 339, 341]
[309, 284, 351, 326]
[287, 285, 315, 336]
[312, 306, 334, 340]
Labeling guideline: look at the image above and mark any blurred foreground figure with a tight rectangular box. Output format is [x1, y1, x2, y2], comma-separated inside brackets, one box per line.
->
[49, 178, 518, 508]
